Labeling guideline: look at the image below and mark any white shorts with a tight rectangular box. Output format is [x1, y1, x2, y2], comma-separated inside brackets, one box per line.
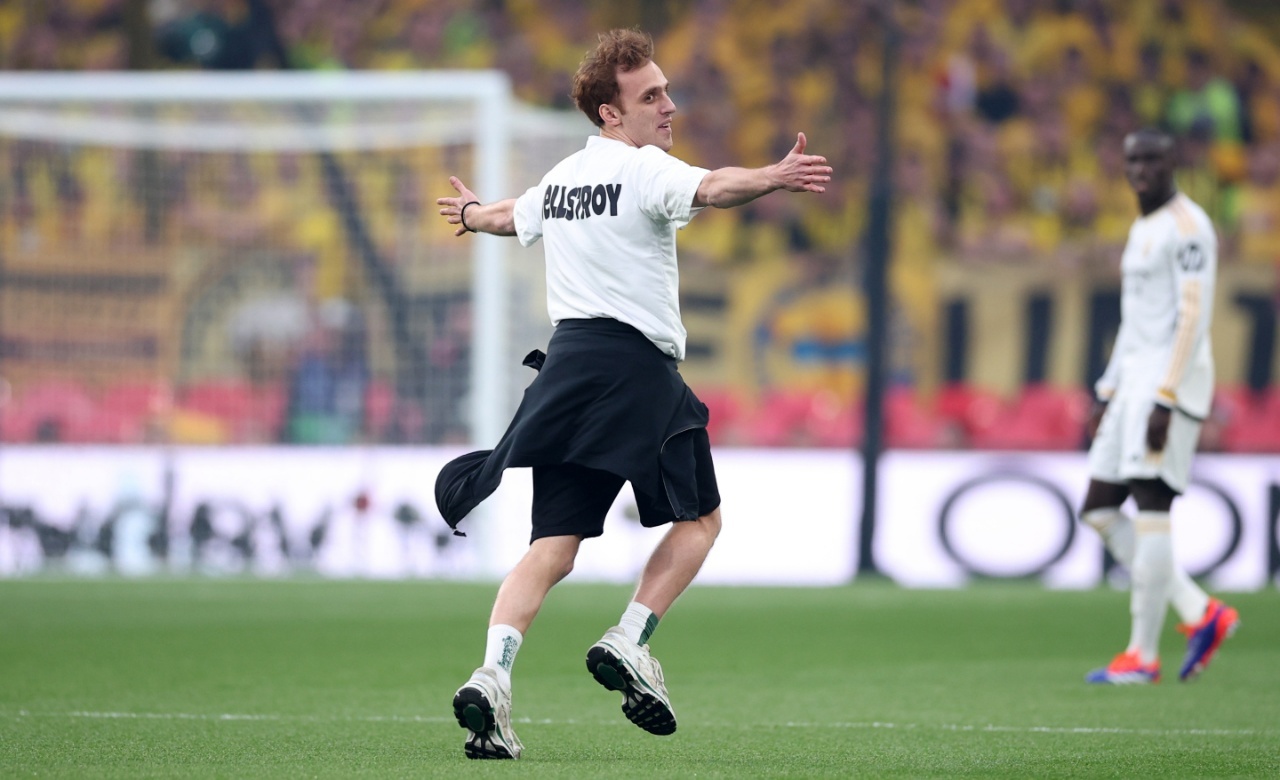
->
[1087, 394, 1203, 494]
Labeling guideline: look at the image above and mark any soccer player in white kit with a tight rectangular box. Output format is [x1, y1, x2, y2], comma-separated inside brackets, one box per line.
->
[1080, 128, 1239, 685]
[433, 29, 832, 757]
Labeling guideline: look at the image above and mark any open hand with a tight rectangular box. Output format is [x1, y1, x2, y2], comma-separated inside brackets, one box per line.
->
[437, 176, 480, 236]
[773, 132, 833, 194]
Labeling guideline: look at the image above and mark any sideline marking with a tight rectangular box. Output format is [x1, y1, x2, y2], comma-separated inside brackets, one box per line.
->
[3, 710, 1265, 737]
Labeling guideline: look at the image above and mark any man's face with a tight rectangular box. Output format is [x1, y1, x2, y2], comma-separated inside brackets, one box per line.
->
[1123, 134, 1175, 200]
[611, 60, 677, 151]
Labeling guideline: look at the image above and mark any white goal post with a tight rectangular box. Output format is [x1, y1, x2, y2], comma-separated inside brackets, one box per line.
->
[0, 71, 593, 447]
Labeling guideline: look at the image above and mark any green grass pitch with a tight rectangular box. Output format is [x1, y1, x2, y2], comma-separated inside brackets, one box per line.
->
[1, 579, 1277, 778]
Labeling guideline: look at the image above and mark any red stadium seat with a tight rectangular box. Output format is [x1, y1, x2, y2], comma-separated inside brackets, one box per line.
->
[75, 410, 146, 444]
[99, 380, 173, 417]
[1017, 384, 1090, 443]
[364, 380, 396, 440]
[3, 380, 98, 442]
[1219, 386, 1280, 452]
[810, 401, 862, 448]
[79, 380, 174, 443]
[936, 383, 1005, 444]
[177, 380, 285, 443]
[752, 388, 861, 449]
[180, 380, 255, 419]
[1, 404, 40, 443]
[697, 386, 752, 446]
[743, 389, 807, 446]
[885, 386, 952, 449]
[965, 384, 1089, 451]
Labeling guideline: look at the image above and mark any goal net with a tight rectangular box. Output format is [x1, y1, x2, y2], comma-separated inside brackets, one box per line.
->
[0, 71, 593, 448]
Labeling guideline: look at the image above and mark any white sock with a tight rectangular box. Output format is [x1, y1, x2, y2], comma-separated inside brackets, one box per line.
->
[1082, 507, 1135, 564]
[1083, 507, 1210, 626]
[1169, 568, 1211, 626]
[619, 601, 658, 645]
[1127, 512, 1174, 664]
[483, 624, 522, 689]
[1164, 515, 1211, 625]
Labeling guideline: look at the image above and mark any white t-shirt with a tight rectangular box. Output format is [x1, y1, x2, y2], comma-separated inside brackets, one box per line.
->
[1095, 192, 1217, 418]
[512, 135, 709, 361]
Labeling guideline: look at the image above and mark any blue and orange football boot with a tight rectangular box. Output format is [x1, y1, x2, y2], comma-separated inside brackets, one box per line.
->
[1085, 650, 1161, 685]
[1177, 598, 1240, 682]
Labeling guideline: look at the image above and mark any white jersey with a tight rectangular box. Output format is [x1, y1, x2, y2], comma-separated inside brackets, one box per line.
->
[512, 136, 709, 361]
[1095, 193, 1217, 418]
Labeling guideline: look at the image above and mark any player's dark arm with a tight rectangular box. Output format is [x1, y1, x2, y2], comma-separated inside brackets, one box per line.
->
[694, 132, 831, 209]
[1146, 404, 1172, 452]
[436, 176, 517, 237]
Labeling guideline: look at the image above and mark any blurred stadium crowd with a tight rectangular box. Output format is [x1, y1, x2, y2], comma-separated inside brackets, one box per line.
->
[1, 0, 1278, 451]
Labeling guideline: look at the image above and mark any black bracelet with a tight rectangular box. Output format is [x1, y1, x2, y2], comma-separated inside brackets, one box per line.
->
[460, 201, 480, 233]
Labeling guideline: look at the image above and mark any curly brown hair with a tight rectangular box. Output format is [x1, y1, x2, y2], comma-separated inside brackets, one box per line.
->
[570, 28, 654, 128]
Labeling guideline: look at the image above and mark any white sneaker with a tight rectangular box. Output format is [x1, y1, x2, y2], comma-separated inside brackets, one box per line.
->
[452, 667, 523, 759]
[586, 627, 676, 735]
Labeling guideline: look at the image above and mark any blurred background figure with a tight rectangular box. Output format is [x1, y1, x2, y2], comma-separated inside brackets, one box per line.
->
[283, 298, 369, 445]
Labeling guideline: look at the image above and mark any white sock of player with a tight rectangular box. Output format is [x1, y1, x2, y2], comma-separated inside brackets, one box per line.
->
[1082, 507, 1134, 563]
[1169, 569, 1211, 626]
[1127, 512, 1174, 664]
[1083, 507, 1210, 626]
[483, 624, 523, 689]
[619, 601, 659, 645]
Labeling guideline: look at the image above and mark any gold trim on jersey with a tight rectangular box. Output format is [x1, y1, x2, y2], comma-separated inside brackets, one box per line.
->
[1158, 278, 1202, 405]
[1169, 196, 1197, 237]
[1135, 514, 1172, 534]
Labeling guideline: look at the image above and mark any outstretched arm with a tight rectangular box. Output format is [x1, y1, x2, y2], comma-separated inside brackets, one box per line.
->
[436, 176, 517, 237]
[693, 132, 832, 209]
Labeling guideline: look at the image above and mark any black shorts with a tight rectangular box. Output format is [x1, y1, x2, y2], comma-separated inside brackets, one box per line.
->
[530, 427, 720, 542]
